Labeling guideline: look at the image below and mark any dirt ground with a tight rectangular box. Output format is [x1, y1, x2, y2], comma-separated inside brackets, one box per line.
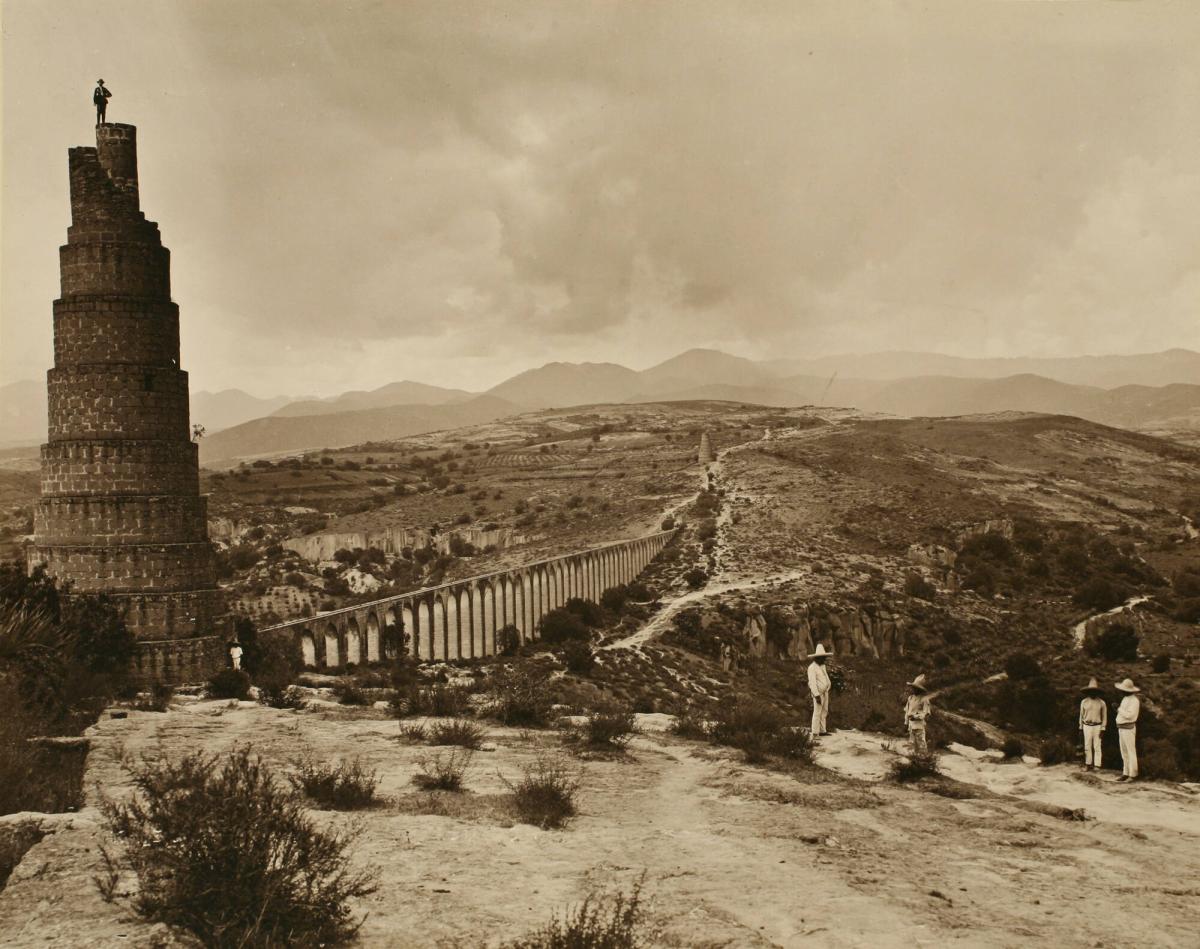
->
[2, 699, 1198, 948]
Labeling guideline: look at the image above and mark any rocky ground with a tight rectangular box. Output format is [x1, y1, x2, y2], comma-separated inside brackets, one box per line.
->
[2, 699, 1198, 948]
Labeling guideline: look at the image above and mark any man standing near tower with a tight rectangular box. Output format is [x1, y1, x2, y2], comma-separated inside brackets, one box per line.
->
[93, 79, 111, 124]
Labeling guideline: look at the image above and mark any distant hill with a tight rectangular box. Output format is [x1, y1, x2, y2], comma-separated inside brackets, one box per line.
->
[197, 395, 521, 464]
[764, 348, 1200, 389]
[485, 361, 643, 408]
[193, 389, 297, 432]
[272, 380, 475, 417]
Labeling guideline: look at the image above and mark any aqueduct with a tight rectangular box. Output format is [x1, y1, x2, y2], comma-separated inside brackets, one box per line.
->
[260, 529, 676, 668]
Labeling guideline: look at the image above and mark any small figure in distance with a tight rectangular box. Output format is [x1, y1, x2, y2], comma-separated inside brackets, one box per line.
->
[94, 79, 112, 125]
[1114, 678, 1140, 782]
[229, 639, 244, 671]
[1078, 677, 1107, 772]
[904, 674, 932, 755]
[807, 642, 833, 738]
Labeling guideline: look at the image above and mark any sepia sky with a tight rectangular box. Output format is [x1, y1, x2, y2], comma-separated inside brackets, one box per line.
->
[3, 0, 1199, 398]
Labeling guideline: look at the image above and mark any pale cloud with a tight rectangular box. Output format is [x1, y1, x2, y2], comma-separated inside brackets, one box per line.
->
[3, 0, 1200, 397]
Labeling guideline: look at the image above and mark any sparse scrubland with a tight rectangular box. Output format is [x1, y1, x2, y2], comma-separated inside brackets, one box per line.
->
[4, 405, 1200, 945]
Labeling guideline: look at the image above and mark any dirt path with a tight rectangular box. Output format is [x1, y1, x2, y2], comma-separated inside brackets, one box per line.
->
[4, 703, 1199, 948]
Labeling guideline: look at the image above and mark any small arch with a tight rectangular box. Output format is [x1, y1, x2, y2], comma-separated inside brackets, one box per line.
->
[345, 617, 362, 665]
[402, 604, 416, 658]
[445, 592, 460, 659]
[482, 583, 496, 655]
[366, 613, 381, 662]
[324, 623, 340, 668]
[300, 629, 316, 667]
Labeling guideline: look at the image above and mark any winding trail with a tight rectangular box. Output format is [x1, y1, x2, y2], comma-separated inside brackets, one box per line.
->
[1071, 594, 1151, 648]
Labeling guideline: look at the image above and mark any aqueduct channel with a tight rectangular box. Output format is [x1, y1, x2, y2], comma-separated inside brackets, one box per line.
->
[260, 530, 676, 668]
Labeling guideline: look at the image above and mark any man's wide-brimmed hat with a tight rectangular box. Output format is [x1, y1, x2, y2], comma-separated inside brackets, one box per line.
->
[1115, 678, 1140, 694]
[97, 79, 105, 84]
[908, 674, 928, 691]
[1080, 677, 1102, 693]
[808, 643, 832, 659]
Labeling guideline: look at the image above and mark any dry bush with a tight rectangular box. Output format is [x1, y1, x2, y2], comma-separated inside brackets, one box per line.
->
[398, 722, 428, 743]
[103, 748, 377, 947]
[889, 751, 941, 783]
[331, 681, 370, 706]
[259, 685, 308, 710]
[289, 756, 380, 810]
[581, 706, 637, 749]
[708, 697, 811, 765]
[1000, 737, 1026, 760]
[504, 757, 580, 830]
[669, 707, 711, 740]
[413, 750, 473, 791]
[206, 669, 251, 701]
[489, 663, 555, 727]
[427, 718, 486, 750]
[503, 874, 650, 949]
[397, 683, 471, 718]
[1038, 735, 1076, 766]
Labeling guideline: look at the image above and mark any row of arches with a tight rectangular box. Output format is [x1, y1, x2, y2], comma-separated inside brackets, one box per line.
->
[279, 531, 674, 668]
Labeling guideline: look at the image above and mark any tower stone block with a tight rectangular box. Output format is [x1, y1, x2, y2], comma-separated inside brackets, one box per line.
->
[30, 123, 225, 683]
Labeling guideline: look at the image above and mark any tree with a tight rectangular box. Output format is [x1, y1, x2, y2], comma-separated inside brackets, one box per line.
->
[1084, 623, 1140, 662]
[538, 609, 590, 645]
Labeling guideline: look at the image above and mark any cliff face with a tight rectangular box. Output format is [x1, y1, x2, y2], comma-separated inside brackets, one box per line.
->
[740, 603, 905, 660]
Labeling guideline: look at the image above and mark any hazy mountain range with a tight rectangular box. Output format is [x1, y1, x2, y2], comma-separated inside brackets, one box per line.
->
[4, 348, 1200, 459]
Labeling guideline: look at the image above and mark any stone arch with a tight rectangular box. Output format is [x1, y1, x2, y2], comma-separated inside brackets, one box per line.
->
[299, 628, 316, 667]
[459, 588, 473, 658]
[345, 617, 362, 666]
[444, 591, 460, 659]
[418, 599, 433, 659]
[551, 562, 564, 610]
[482, 582, 496, 655]
[532, 569, 544, 627]
[514, 577, 527, 641]
[502, 576, 515, 630]
[470, 586, 484, 657]
[366, 613, 381, 662]
[324, 622, 340, 668]
[402, 604, 416, 658]
[432, 595, 447, 660]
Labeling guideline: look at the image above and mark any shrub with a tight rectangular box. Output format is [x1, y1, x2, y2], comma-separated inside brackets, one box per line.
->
[582, 706, 637, 749]
[564, 598, 605, 627]
[505, 757, 580, 829]
[683, 567, 708, 590]
[1038, 735, 1076, 766]
[489, 664, 554, 727]
[708, 697, 811, 765]
[889, 751, 940, 782]
[1074, 577, 1130, 611]
[427, 719, 486, 750]
[398, 722, 428, 743]
[332, 681, 370, 706]
[103, 748, 377, 946]
[503, 875, 649, 949]
[904, 573, 936, 601]
[600, 585, 630, 613]
[207, 668, 251, 700]
[1152, 654, 1172, 674]
[539, 608, 591, 645]
[670, 708, 710, 740]
[1000, 737, 1026, 760]
[412, 750, 472, 791]
[396, 683, 470, 718]
[497, 624, 522, 656]
[290, 756, 380, 810]
[1139, 738, 1184, 781]
[562, 640, 595, 675]
[1004, 653, 1041, 681]
[259, 685, 308, 710]
[1083, 623, 1140, 662]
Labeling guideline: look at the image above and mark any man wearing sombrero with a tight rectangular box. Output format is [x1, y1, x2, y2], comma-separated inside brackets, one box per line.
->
[806, 643, 833, 737]
[1114, 678, 1141, 781]
[904, 674, 932, 754]
[1078, 678, 1107, 772]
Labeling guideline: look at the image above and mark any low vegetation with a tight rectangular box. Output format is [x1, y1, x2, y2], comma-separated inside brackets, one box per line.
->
[889, 751, 941, 783]
[503, 875, 651, 949]
[413, 750, 473, 791]
[290, 756, 380, 809]
[206, 668, 251, 701]
[578, 705, 637, 749]
[103, 748, 377, 947]
[504, 756, 580, 829]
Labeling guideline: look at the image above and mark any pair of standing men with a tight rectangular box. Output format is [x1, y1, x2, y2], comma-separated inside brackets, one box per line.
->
[1079, 677, 1141, 780]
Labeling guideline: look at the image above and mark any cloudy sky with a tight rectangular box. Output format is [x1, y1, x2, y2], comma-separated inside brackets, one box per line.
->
[3, 1, 1199, 398]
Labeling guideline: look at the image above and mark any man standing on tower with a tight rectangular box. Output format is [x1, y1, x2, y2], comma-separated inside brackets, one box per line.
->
[94, 79, 111, 124]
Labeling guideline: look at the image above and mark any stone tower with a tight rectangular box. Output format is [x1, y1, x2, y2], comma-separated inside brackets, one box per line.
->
[698, 431, 714, 465]
[30, 123, 225, 682]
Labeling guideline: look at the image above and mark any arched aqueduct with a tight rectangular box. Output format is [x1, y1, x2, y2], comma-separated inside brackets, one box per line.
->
[260, 530, 675, 668]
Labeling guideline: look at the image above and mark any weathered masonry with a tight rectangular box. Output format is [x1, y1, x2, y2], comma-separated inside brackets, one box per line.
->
[261, 530, 675, 667]
[29, 123, 226, 682]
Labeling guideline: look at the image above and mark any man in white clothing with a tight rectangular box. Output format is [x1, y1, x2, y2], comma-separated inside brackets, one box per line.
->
[1114, 678, 1140, 781]
[229, 641, 244, 671]
[807, 643, 833, 737]
[1078, 678, 1107, 771]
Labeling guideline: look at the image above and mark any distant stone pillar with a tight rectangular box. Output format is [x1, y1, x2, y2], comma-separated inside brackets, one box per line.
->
[30, 123, 225, 683]
[698, 432, 714, 464]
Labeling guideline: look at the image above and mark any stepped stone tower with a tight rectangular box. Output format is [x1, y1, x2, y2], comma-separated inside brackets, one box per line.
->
[698, 431, 714, 465]
[29, 123, 225, 682]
